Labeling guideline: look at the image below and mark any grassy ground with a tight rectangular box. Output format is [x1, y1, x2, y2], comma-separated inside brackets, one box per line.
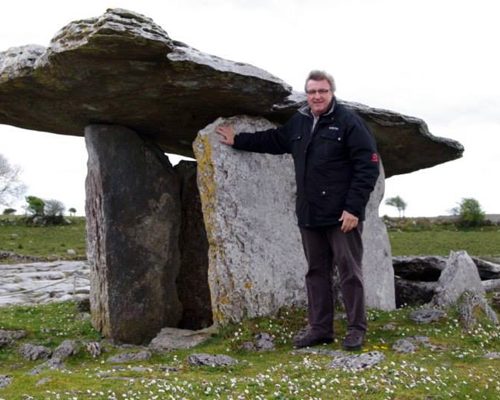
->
[0, 216, 86, 262]
[0, 217, 499, 398]
[389, 228, 500, 258]
[0, 302, 498, 399]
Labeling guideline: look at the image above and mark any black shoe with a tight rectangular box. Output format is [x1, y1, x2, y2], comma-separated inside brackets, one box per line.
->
[342, 331, 365, 351]
[293, 333, 333, 349]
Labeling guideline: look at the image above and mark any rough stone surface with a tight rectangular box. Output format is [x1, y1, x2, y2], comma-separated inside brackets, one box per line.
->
[393, 255, 500, 281]
[52, 340, 80, 360]
[484, 352, 500, 359]
[149, 327, 214, 351]
[194, 116, 307, 324]
[483, 279, 500, 292]
[432, 251, 485, 307]
[241, 332, 275, 352]
[361, 162, 395, 310]
[393, 256, 447, 281]
[457, 292, 498, 329]
[0, 261, 89, 307]
[187, 353, 238, 367]
[329, 351, 385, 371]
[19, 344, 52, 361]
[409, 309, 446, 324]
[395, 277, 437, 307]
[0, 9, 463, 176]
[0, 375, 12, 389]
[85, 124, 182, 344]
[107, 351, 152, 363]
[392, 339, 417, 353]
[175, 161, 212, 330]
[471, 257, 500, 280]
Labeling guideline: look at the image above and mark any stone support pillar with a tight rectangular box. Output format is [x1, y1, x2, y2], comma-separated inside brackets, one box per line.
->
[361, 161, 396, 310]
[85, 124, 182, 344]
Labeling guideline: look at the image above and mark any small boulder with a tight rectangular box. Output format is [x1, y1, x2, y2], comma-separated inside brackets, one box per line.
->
[187, 353, 238, 367]
[409, 309, 446, 324]
[329, 351, 385, 371]
[19, 344, 52, 361]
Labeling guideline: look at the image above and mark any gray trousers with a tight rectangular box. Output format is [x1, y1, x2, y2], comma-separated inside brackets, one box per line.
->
[299, 224, 366, 337]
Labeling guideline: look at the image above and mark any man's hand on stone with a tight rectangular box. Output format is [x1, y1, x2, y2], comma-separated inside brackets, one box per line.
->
[339, 210, 359, 233]
[216, 124, 235, 146]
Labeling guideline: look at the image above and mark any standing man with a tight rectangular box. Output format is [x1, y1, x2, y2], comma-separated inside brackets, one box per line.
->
[216, 70, 379, 350]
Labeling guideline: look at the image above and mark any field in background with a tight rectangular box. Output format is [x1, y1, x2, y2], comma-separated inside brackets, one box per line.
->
[1, 216, 499, 263]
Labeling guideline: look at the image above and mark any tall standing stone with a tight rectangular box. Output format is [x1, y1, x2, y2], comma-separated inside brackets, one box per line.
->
[194, 116, 308, 324]
[175, 161, 212, 329]
[85, 124, 182, 344]
[361, 162, 396, 310]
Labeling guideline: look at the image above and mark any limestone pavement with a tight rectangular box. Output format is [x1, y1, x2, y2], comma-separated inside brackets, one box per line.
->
[0, 261, 89, 307]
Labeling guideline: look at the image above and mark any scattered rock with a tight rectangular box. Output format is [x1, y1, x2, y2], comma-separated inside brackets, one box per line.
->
[330, 351, 385, 371]
[53, 340, 80, 360]
[66, 249, 77, 256]
[392, 339, 417, 353]
[0, 375, 12, 389]
[0, 329, 26, 348]
[85, 341, 102, 358]
[149, 326, 214, 352]
[107, 351, 152, 363]
[187, 353, 238, 367]
[409, 309, 446, 324]
[382, 323, 397, 331]
[241, 332, 275, 352]
[457, 291, 498, 330]
[483, 352, 500, 359]
[483, 279, 500, 292]
[19, 344, 52, 361]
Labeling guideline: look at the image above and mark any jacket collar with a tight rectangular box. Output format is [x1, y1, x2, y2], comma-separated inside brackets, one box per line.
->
[298, 98, 336, 119]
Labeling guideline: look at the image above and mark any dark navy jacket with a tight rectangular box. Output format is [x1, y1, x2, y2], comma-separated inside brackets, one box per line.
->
[233, 100, 380, 228]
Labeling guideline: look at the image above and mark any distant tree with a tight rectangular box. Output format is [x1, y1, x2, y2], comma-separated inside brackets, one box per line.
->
[68, 207, 76, 216]
[45, 199, 65, 217]
[0, 153, 26, 206]
[2, 208, 16, 215]
[385, 195, 407, 218]
[25, 195, 45, 216]
[452, 197, 485, 227]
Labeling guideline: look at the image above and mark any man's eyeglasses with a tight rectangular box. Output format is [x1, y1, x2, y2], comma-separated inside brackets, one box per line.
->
[306, 89, 330, 96]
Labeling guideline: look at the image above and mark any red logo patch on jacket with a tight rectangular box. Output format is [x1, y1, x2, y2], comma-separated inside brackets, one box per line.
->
[371, 153, 379, 163]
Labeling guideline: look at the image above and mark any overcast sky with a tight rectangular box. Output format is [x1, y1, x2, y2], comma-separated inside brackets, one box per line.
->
[1, 0, 499, 217]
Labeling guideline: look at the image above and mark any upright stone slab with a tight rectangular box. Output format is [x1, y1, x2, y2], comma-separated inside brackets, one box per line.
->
[85, 124, 182, 344]
[432, 250, 485, 307]
[361, 162, 396, 310]
[194, 116, 308, 324]
[174, 161, 212, 329]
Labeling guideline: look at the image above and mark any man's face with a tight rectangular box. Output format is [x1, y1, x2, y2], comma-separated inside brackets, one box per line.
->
[306, 79, 334, 116]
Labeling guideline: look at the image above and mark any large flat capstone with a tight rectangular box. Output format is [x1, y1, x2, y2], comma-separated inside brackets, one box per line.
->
[0, 8, 462, 177]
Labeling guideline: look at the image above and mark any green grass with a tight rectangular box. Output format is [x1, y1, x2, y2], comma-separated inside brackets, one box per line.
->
[0, 302, 498, 399]
[0, 218, 499, 398]
[389, 228, 500, 257]
[0, 216, 86, 262]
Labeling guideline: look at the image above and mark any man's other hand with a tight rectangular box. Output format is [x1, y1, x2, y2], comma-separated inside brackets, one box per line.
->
[339, 210, 359, 233]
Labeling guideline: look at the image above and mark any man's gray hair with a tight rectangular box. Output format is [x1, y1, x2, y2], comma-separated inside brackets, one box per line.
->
[305, 70, 336, 92]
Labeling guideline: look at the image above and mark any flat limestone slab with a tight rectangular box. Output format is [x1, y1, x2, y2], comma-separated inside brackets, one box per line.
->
[0, 8, 462, 176]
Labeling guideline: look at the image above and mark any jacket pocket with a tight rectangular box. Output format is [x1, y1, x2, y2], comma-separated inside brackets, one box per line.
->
[319, 130, 345, 158]
[290, 134, 304, 158]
